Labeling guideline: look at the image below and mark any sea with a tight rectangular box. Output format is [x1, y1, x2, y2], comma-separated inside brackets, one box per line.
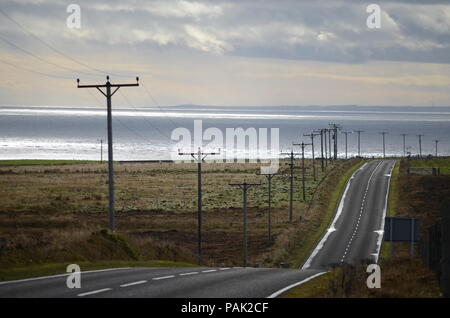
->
[0, 105, 449, 161]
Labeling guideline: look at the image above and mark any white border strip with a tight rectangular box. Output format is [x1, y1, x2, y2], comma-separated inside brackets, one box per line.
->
[267, 272, 327, 298]
[301, 162, 368, 269]
[0, 267, 131, 286]
[373, 161, 396, 263]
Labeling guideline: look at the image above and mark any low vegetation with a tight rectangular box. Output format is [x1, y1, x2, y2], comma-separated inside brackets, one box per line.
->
[0, 158, 360, 279]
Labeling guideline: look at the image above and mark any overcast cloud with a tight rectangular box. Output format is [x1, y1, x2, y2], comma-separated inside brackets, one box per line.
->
[0, 0, 449, 106]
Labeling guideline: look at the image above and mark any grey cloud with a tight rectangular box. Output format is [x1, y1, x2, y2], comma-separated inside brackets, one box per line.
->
[1, 0, 449, 63]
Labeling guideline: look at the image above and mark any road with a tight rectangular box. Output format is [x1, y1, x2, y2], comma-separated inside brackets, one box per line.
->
[0, 160, 395, 298]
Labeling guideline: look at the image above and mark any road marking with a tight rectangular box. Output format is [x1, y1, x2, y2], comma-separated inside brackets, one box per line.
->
[179, 272, 199, 276]
[219, 268, 231, 271]
[78, 288, 112, 297]
[340, 161, 383, 263]
[0, 267, 132, 286]
[202, 269, 217, 273]
[373, 161, 396, 263]
[267, 272, 327, 298]
[301, 163, 368, 269]
[153, 275, 175, 280]
[120, 280, 147, 287]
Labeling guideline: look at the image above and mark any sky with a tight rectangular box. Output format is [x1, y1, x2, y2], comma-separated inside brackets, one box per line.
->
[0, 0, 450, 107]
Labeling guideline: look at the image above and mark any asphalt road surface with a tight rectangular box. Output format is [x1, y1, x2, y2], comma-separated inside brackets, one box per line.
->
[0, 160, 395, 298]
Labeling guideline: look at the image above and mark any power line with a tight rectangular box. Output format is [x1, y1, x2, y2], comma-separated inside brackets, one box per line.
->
[0, 7, 133, 79]
[0, 57, 73, 79]
[118, 90, 172, 141]
[0, 34, 96, 77]
[140, 80, 180, 130]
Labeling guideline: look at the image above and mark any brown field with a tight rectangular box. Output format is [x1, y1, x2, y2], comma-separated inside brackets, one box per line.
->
[0, 158, 360, 276]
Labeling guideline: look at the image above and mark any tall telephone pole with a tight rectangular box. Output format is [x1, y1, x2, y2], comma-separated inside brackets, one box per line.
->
[433, 140, 439, 157]
[229, 181, 261, 267]
[401, 134, 407, 157]
[281, 150, 300, 223]
[257, 172, 277, 243]
[328, 128, 332, 161]
[303, 132, 319, 181]
[293, 141, 311, 202]
[417, 134, 424, 158]
[178, 147, 220, 264]
[77, 76, 139, 233]
[99, 139, 104, 163]
[354, 130, 364, 157]
[314, 129, 325, 172]
[341, 131, 352, 159]
[380, 132, 388, 159]
[329, 124, 342, 159]
[323, 129, 328, 167]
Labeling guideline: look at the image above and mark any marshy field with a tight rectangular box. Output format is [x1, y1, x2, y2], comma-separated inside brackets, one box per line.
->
[0, 158, 361, 279]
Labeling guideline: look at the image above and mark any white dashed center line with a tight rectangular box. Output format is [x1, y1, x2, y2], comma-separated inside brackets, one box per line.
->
[179, 272, 199, 276]
[152, 275, 175, 280]
[120, 280, 147, 287]
[77, 288, 112, 297]
[202, 269, 217, 273]
[340, 161, 383, 263]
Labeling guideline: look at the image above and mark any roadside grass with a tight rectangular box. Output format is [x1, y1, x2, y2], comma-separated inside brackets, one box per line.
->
[0, 159, 360, 276]
[283, 157, 445, 298]
[281, 257, 441, 298]
[407, 157, 450, 174]
[0, 260, 197, 282]
[380, 160, 399, 261]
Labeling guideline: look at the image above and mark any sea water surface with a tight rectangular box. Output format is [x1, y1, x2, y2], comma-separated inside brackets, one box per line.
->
[0, 105, 449, 160]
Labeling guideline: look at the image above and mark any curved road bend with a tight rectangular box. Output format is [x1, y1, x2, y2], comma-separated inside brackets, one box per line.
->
[0, 160, 395, 298]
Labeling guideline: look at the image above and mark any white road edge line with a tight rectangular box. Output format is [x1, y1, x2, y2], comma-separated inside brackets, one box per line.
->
[120, 280, 147, 287]
[301, 162, 368, 269]
[153, 275, 175, 280]
[339, 161, 383, 263]
[78, 288, 112, 297]
[373, 161, 396, 263]
[267, 272, 327, 298]
[0, 267, 132, 286]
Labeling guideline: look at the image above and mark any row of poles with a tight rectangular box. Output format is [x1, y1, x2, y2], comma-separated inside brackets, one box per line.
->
[76, 76, 443, 267]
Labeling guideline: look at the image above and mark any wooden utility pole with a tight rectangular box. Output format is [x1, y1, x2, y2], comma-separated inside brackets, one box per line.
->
[433, 140, 439, 157]
[401, 134, 407, 158]
[178, 147, 220, 264]
[380, 131, 388, 159]
[229, 181, 261, 267]
[417, 134, 424, 158]
[354, 130, 364, 157]
[304, 132, 319, 181]
[77, 76, 139, 233]
[341, 131, 352, 159]
[313, 129, 325, 172]
[281, 150, 300, 223]
[293, 141, 311, 202]
[257, 172, 277, 243]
